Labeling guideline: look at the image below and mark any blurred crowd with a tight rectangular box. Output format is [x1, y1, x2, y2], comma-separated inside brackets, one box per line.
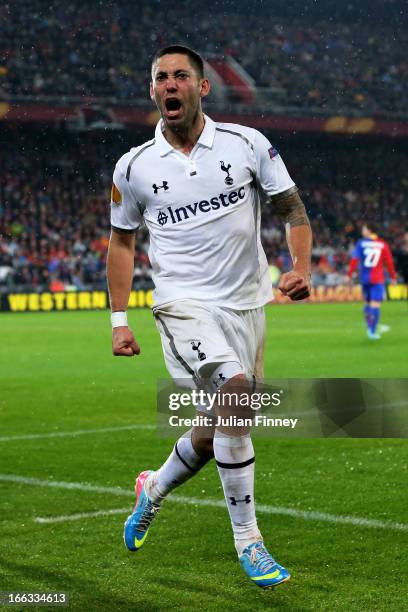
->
[1, 0, 407, 116]
[1, 128, 407, 293]
[0, 129, 149, 292]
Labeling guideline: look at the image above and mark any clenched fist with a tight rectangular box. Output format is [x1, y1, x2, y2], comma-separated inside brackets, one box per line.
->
[112, 326, 141, 356]
[278, 270, 311, 301]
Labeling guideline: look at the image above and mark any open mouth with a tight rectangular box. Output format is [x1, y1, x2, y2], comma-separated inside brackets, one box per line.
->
[165, 98, 182, 117]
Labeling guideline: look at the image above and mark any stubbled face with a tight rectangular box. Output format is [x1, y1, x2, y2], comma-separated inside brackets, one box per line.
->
[150, 53, 209, 130]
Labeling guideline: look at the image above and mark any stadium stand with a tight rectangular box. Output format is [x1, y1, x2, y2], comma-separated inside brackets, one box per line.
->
[1, 0, 407, 116]
[1, 126, 407, 292]
[1, 1, 407, 294]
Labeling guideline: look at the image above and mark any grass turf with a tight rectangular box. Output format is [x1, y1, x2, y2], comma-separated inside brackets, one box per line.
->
[0, 302, 407, 611]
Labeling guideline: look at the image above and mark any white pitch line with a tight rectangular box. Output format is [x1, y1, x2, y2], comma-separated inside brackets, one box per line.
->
[1, 474, 406, 532]
[35, 508, 130, 524]
[0, 474, 130, 496]
[1, 398, 405, 442]
[171, 496, 408, 532]
[0, 424, 155, 443]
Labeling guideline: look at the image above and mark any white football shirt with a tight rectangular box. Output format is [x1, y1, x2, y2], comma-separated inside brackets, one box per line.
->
[111, 115, 295, 309]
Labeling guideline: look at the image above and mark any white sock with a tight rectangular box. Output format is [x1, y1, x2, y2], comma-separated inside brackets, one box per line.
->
[214, 431, 262, 556]
[145, 431, 209, 504]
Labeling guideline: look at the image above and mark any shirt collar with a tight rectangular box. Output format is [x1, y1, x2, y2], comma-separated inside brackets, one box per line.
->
[155, 114, 216, 157]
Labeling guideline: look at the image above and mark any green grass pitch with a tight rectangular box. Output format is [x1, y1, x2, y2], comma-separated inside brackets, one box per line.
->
[0, 302, 407, 611]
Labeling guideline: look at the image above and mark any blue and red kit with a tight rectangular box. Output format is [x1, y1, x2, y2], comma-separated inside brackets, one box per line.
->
[348, 235, 396, 302]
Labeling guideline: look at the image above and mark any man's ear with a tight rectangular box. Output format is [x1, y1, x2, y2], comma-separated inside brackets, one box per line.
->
[200, 78, 211, 99]
[150, 82, 155, 101]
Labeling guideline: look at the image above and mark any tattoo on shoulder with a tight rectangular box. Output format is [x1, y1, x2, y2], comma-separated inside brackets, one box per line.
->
[270, 187, 310, 228]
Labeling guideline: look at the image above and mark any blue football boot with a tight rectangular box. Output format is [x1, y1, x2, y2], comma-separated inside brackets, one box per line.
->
[239, 541, 291, 589]
[123, 470, 160, 552]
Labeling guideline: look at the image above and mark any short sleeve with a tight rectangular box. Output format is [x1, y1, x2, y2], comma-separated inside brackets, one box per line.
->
[110, 161, 143, 231]
[252, 130, 296, 197]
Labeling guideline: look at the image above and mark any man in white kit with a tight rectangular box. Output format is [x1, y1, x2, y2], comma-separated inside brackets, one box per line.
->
[107, 45, 312, 589]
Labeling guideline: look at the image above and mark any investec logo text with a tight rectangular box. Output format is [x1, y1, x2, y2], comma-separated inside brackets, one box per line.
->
[157, 186, 245, 226]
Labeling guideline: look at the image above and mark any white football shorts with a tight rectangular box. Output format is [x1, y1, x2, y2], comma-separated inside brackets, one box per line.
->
[153, 299, 265, 388]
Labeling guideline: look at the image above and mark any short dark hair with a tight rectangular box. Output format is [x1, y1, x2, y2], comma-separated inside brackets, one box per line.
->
[151, 44, 204, 78]
[364, 221, 379, 234]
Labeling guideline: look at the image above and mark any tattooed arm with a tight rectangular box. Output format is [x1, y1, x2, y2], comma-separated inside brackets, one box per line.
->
[270, 186, 312, 300]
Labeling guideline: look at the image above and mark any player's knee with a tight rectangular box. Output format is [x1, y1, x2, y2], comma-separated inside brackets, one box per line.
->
[219, 373, 251, 400]
[216, 373, 254, 435]
[219, 373, 248, 394]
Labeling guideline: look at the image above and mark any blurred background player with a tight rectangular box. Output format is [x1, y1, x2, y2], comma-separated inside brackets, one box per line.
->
[348, 222, 397, 339]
